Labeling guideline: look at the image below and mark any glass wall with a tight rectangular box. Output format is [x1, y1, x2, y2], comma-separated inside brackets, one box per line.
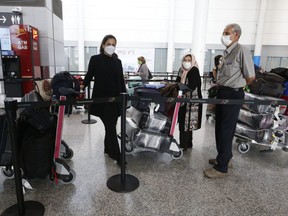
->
[266, 57, 288, 72]
[154, 48, 167, 73]
[64, 46, 78, 71]
[64, 46, 97, 71]
[84, 46, 97, 71]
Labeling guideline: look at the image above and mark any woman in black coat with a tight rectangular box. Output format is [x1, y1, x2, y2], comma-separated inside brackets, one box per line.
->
[177, 53, 202, 151]
[83, 34, 126, 166]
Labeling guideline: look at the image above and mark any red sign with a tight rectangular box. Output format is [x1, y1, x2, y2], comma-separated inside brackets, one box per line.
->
[9, 24, 41, 94]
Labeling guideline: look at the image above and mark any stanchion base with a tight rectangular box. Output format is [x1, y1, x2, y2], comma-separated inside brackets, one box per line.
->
[81, 119, 97, 124]
[1, 201, 45, 216]
[107, 174, 139, 193]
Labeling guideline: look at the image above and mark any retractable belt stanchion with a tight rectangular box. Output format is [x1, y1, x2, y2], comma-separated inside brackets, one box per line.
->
[82, 83, 97, 124]
[107, 93, 139, 192]
[2, 100, 45, 216]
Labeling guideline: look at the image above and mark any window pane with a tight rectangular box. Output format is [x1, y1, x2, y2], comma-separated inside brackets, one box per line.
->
[64, 46, 78, 71]
[84, 46, 97, 71]
[154, 48, 167, 73]
[280, 57, 288, 68]
[266, 57, 281, 72]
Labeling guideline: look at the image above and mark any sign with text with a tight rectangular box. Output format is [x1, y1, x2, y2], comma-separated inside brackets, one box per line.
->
[116, 48, 155, 73]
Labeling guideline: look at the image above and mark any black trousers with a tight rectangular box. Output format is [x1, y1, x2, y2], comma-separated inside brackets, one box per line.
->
[214, 88, 244, 173]
[98, 105, 120, 160]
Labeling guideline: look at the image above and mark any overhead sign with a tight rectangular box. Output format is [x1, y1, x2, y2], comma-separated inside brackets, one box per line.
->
[0, 12, 23, 27]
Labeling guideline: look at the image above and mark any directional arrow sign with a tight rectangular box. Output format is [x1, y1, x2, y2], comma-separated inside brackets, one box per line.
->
[0, 15, 7, 23]
[0, 12, 22, 27]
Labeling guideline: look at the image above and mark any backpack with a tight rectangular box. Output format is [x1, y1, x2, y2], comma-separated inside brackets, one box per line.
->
[51, 71, 80, 114]
[51, 71, 80, 99]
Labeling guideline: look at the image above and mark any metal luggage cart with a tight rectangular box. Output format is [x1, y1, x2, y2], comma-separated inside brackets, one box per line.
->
[235, 118, 288, 154]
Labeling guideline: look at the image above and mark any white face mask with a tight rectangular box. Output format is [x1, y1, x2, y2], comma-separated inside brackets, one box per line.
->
[183, 61, 192, 70]
[221, 35, 232, 47]
[104, 45, 115, 55]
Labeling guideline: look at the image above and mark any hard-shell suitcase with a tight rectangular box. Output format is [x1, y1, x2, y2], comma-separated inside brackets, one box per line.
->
[242, 92, 281, 114]
[235, 123, 273, 144]
[238, 108, 274, 130]
[139, 112, 171, 134]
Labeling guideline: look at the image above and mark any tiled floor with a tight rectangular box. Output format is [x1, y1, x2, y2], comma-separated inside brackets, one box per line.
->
[1, 105, 288, 216]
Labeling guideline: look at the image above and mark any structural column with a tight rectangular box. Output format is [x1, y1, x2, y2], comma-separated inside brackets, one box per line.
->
[166, 0, 176, 73]
[191, 0, 209, 75]
[77, 0, 85, 71]
[253, 0, 268, 66]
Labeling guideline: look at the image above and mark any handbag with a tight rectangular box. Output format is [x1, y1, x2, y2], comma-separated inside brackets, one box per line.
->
[148, 69, 153, 80]
[208, 85, 219, 98]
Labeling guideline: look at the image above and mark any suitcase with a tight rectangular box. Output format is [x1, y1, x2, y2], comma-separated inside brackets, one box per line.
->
[235, 123, 273, 144]
[131, 87, 166, 113]
[242, 92, 282, 114]
[249, 77, 284, 98]
[139, 112, 171, 134]
[0, 109, 12, 167]
[18, 90, 55, 131]
[238, 108, 274, 130]
[18, 120, 56, 179]
[132, 129, 171, 150]
[17, 91, 57, 179]
[270, 67, 288, 80]
[126, 106, 143, 126]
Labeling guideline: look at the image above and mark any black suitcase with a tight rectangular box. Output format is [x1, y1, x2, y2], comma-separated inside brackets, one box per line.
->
[0, 109, 12, 167]
[131, 87, 166, 113]
[17, 91, 57, 179]
[270, 67, 288, 80]
[18, 119, 56, 179]
[249, 78, 284, 98]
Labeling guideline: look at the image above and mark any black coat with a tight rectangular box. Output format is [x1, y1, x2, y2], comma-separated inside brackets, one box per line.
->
[83, 54, 126, 116]
[177, 66, 203, 130]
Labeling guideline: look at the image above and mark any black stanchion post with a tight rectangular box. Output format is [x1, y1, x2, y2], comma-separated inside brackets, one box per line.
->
[107, 93, 139, 192]
[2, 100, 45, 216]
[82, 83, 97, 124]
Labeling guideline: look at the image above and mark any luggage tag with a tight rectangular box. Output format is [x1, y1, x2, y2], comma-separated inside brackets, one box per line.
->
[149, 102, 156, 117]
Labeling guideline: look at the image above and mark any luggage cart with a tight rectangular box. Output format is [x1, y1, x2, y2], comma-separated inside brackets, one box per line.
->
[234, 95, 288, 154]
[121, 84, 191, 159]
[1, 91, 75, 183]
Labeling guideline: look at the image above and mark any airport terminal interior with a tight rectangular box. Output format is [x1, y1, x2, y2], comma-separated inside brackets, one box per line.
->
[1, 0, 288, 215]
[0, 100, 288, 216]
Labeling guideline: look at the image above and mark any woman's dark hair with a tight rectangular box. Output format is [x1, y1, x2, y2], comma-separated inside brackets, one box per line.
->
[100, 34, 117, 54]
[214, 55, 223, 67]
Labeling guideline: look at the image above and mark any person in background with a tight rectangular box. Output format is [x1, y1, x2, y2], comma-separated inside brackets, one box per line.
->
[82, 34, 126, 167]
[177, 53, 202, 151]
[211, 55, 223, 83]
[135, 56, 149, 84]
[203, 23, 255, 178]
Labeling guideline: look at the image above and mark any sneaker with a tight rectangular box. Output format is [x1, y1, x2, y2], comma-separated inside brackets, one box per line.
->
[208, 158, 233, 168]
[203, 168, 227, 179]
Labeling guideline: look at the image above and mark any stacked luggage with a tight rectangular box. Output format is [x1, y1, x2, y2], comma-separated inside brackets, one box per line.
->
[235, 92, 288, 153]
[123, 84, 183, 159]
[1, 85, 76, 184]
